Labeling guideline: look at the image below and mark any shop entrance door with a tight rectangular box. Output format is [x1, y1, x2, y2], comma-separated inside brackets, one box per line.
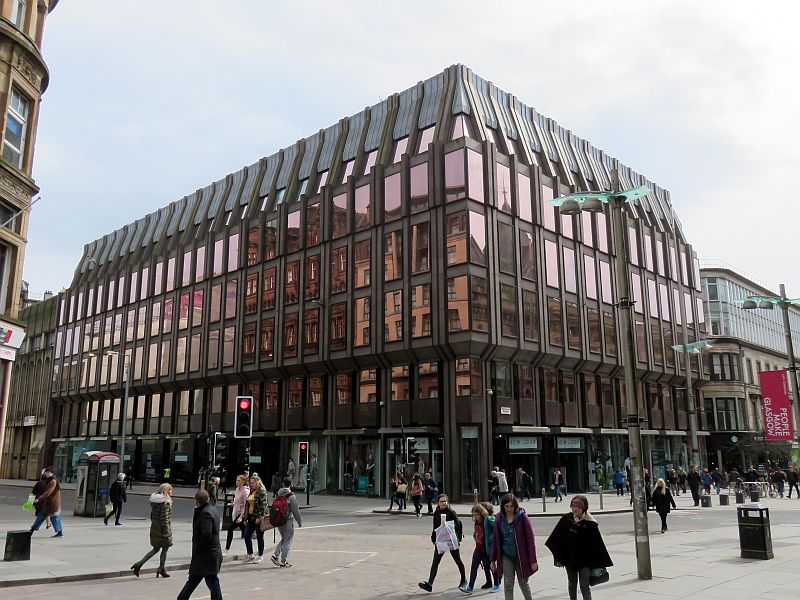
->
[509, 453, 542, 497]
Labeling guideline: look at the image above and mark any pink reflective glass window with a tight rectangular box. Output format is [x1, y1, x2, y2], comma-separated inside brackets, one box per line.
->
[596, 211, 608, 252]
[545, 240, 559, 288]
[417, 127, 435, 153]
[561, 212, 574, 239]
[332, 193, 348, 239]
[517, 173, 532, 222]
[628, 228, 639, 265]
[354, 184, 371, 231]
[581, 212, 593, 247]
[195, 246, 205, 282]
[213, 239, 224, 276]
[444, 149, 466, 202]
[451, 114, 471, 140]
[227, 233, 239, 272]
[287, 211, 301, 253]
[496, 162, 512, 213]
[584, 254, 597, 299]
[542, 185, 556, 231]
[467, 150, 484, 202]
[647, 279, 658, 319]
[410, 162, 428, 213]
[469, 210, 487, 265]
[384, 173, 402, 221]
[392, 138, 408, 163]
[660, 283, 670, 322]
[631, 272, 643, 313]
[599, 260, 612, 303]
[673, 289, 682, 325]
[563, 247, 576, 293]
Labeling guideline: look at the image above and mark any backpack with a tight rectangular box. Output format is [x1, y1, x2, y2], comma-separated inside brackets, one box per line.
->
[269, 493, 292, 527]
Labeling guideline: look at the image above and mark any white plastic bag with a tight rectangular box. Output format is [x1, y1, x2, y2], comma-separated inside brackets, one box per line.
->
[434, 518, 459, 554]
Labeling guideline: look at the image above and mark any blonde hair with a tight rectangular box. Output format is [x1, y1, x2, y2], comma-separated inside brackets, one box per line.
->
[480, 501, 495, 516]
[156, 483, 173, 502]
[472, 503, 489, 518]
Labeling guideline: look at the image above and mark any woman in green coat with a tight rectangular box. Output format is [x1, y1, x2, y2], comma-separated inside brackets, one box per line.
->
[131, 483, 174, 578]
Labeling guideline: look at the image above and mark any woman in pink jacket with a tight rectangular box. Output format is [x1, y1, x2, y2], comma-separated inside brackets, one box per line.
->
[223, 475, 250, 556]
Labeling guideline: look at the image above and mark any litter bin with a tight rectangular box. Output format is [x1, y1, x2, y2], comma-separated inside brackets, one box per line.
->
[735, 491, 745, 504]
[737, 504, 773, 559]
[4, 530, 32, 561]
[750, 489, 760, 503]
[700, 495, 712, 508]
[719, 493, 730, 506]
[222, 492, 235, 527]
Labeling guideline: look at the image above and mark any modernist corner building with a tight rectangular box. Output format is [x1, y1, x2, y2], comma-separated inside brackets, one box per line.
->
[47, 65, 709, 499]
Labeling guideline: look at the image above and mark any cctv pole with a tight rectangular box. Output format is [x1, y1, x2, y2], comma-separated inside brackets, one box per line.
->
[682, 336, 700, 469]
[609, 169, 652, 580]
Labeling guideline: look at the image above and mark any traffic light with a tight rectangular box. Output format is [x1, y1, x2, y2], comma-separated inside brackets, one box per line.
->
[406, 437, 419, 464]
[393, 439, 402, 457]
[234, 396, 254, 439]
[298, 441, 309, 465]
[212, 432, 228, 468]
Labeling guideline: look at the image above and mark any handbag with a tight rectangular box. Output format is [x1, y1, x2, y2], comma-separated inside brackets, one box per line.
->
[589, 567, 609, 586]
[259, 517, 273, 533]
[397, 483, 408, 494]
[22, 493, 35, 511]
[550, 484, 555, 491]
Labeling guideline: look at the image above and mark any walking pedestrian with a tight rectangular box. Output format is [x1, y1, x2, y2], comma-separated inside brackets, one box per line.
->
[613, 468, 625, 496]
[125, 466, 135, 490]
[553, 468, 564, 502]
[771, 468, 786, 498]
[461, 502, 502, 593]
[271, 476, 302, 567]
[687, 466, 701, 506]
[104, 473, 128, 526]
[787, 465, 800, 498]
[651, 478, 676, 533]
[701, 469, 712, 495]
[243, 475, 268, 563]
[711, 468, 723, 494]
[388, 475, 400, 511]
[667, 468, 679, 496]
[396, 475, 408, 510]
[176, 490, 223, 600]
[424, 472, 438, 514]
[490, 494, 538, 600]
[418, 494, 466, 593]
[130, 483, 173, 578]
[411, 473, 425, 518]
[218, 467, 228, 495]
[516, 468, 533, 501]
[197, 467, 206, 489]
[29, 466, 63, 538]
[545, 495, 613, 600]
[489, 471, 501, 506]
[496, 468, 509, 497]
[31, 470, 52, 530]
[678, 467, 687, 493]
[207, 477, 219, 506]
[223, 475, 249, 556]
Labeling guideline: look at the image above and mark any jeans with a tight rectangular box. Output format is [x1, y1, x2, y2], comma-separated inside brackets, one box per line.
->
[468, 548, 499, 588]
[788, 482, 800, 498]
[225, 517, 246, 551]
[412, 495, 422, 515]
[105, 500, 123, 524]
[177, 574, 223, 600]
[395, 493, 406, 509]
[614, 483, 624, 496]
[566, 565, 592, 600]
[555, 484, 563, 501]
[715, 483, 721, 494]
[243, 517, 264, 557]
[426, 496, 434, 513]
[31, 512, 62, 534]
[275, 520, 295, 562]
[502, 556, 532, 600]
[427, 547, 466, 585]
[778, 481, 785, 497]
[132, 545, 169, 570]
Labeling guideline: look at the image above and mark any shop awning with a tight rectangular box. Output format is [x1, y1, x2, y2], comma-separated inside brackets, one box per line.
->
[599, 428, 627, 435]
[665, 431, 687, 436]
[323, 428, 370, 436]
[558, 427, 593, 435]
[378, 426, 441, 435]
[495, 426, 550, 434]
[641, 429, 660, 436]
[276, 430, 313, 437]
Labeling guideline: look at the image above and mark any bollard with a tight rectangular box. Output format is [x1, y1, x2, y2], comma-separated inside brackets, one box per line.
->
[599, 485, 604, 510]
[474, 488, 479, 507]
[542, 488, 547, 513]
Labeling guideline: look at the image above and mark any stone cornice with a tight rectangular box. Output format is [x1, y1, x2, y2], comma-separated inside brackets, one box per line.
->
[0, 19, 50, 92]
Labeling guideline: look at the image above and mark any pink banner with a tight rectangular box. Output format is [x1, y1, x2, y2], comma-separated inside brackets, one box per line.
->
[760, 370, 794, 441]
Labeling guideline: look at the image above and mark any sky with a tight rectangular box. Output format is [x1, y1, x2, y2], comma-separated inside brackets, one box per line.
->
[24, 0, 800, 298]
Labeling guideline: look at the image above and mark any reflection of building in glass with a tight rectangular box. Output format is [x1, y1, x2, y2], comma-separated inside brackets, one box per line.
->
[39, 65, 707, 498]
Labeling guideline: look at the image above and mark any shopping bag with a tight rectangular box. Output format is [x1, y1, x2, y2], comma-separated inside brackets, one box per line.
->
[105, 502, 114, 517]
[434, 518, 459, 554]
[22, 494, 35, 511]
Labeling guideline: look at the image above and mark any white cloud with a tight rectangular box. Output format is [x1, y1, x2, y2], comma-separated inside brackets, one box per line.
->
[24, 0, 800, 296]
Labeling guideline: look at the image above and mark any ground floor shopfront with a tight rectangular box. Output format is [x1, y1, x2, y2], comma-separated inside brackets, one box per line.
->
[705, 432, 799, 472]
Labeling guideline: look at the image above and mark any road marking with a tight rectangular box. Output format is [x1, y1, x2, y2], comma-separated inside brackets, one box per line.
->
[291, 548, 378, 574]
[300, 522, 358, 529]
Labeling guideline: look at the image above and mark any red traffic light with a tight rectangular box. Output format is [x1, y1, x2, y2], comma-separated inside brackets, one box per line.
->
[300, 442, 307, 450]
[239, 398, 251, 410]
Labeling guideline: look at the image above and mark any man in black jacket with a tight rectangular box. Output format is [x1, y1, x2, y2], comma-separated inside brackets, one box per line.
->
[418, 494, 466, 593]
[787, 466, 800, 498]
[104, 473, 127, 526]
[177, 490, 223, 600]
[687, 466, 702, 506]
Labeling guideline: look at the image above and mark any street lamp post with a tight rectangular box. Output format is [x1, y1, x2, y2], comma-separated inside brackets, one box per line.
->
[104, 350, 131, 475]
[740, 286, 800, 438]
[553, 169, 653, 580]
[671, 340, 713, 469]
